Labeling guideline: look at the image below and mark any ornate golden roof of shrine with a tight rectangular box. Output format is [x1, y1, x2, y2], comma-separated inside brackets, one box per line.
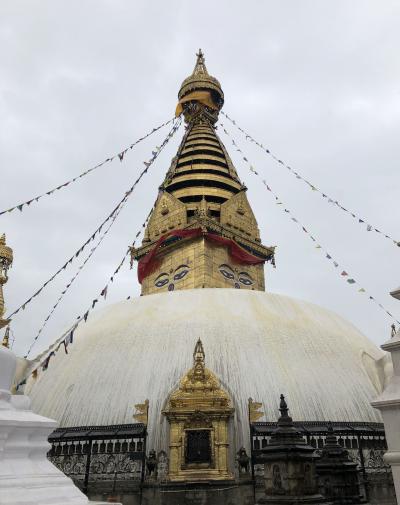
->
[164, 339, 232, 412]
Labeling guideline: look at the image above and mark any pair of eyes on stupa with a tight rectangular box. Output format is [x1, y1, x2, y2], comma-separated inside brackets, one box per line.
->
[219, 264, 253, 287]
[154, 265, 190, 289]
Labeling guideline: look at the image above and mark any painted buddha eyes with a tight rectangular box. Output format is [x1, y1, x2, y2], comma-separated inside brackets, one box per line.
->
[154, 265, 190, 289]
[173, 265, 189, 281]
[219, 264, 253, 288]
[219, 265, 235, 280]
[238, 273, 252, 286]
[155, 274, 169, 288]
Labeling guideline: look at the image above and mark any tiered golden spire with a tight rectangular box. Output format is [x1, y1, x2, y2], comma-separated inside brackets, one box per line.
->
[132, 52, 274, 295]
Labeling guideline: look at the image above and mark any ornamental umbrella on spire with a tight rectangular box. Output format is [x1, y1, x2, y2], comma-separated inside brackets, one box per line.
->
[175, 49, 224, 121]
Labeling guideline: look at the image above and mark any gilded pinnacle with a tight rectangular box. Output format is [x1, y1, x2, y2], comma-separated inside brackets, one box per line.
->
[193, 48, 208, 75]
[0, 234, 13, 266]
[193, 338, 205, 365]
[178, 51, 224, 107]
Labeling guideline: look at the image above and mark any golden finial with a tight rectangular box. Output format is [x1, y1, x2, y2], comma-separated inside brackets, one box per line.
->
[133, 399, 149, 425]
[1, 326, 10, 348]
[193, 338, 205, 364]
[177, 51, 224, 115]
[0, 234, 13, 330]
[192, 338, 206, 381]
[193, 49, 207, 75]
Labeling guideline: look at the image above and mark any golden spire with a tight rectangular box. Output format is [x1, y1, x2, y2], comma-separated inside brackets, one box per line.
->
[192, 338, 206, 381]
[176, 49, 224, 123]
[131, 53, 275, 295]
[193, 49, 208, 75]
[193, 337, 205, 363]
[0, 234, 13, 331]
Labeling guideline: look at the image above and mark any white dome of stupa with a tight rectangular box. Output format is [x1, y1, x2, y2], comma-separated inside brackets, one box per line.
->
[25, 289, 387, 451]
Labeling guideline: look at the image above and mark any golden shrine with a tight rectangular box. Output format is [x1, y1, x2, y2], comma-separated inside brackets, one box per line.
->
[163, 339, 234, 482]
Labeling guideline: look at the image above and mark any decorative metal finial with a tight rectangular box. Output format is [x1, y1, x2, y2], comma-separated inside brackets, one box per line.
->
[193, 338, 205, 364]
[192, 338, 206, 381]
[279, 394, 289, 418]
[0, 234, 13, 330]
[391, 323, 397, 338]
[325, 421, 338, 446]
[193, 49, 208, 76]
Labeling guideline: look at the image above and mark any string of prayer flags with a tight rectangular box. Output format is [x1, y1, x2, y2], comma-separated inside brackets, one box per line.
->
[220, 124, 400, 325]
[0, 117, 175, 217]
[9, 117, 182, 323]
[220, 112, 399, 249]
[17, 323, 78, 387]
[24, 202, 125, 358]
[24, 204, 155, 360]
[42, 352, 55, 371]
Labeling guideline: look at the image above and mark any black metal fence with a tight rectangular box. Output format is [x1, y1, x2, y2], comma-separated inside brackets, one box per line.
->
[48, 423, 146, 494]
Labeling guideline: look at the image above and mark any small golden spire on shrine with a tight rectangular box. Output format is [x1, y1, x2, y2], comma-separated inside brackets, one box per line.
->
[193, 338, 205, 364]
[192, 338, 206, 381]
[0, 234, 13, 331]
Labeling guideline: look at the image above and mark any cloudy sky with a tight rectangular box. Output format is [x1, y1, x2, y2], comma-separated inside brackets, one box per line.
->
[1, 1, 399, 357]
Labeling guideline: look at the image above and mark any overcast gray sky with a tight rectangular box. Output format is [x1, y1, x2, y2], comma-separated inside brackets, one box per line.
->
[1, 0, 399, 357]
